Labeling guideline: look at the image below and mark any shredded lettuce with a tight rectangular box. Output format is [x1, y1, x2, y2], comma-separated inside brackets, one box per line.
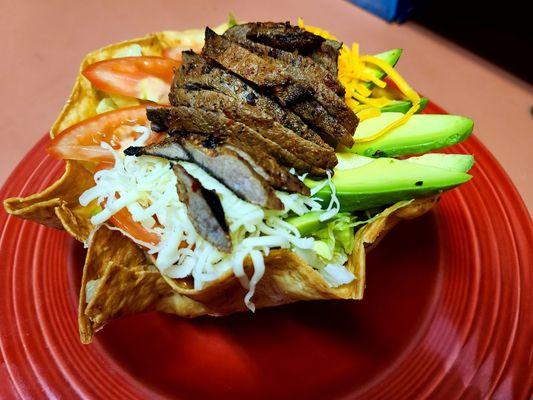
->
[138, 77, 169, 103]
[228, 12, 238, 28]
[113, 44, 143, 58]
[289, 207, 385, 283]
[96, 93, 139, 114]
[95, 98, 117, 114]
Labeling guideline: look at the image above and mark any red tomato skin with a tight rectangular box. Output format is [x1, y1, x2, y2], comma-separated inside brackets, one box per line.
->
[47, 106, 164, 163]
[82, 57, 180, 100]
[109, 207, 161, 246]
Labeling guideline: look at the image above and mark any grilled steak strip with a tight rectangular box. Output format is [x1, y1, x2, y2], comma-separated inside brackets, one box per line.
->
[177, 133, 283, 210]
[223, 25, 354, 132]
[147, 106, 328, 177]
[290, 100, 351, 148]
[173, 163, 232, 252]
[204, 28, 290, 87]
[125, 133, 308, 195]
[124, 136, 189, 160]
[244, 22, 341, 76]
[225, 24, 343, 96]
[246, 21, 325, 52]
[203, 28, 356, 146]
[175, 51, 328, 148]
[309, 40, 342, 76]
[170, 88, 337, 170]
[223, 142, 310, 196]
[129, 133, 283, 209]
[124, 131, 309, 196]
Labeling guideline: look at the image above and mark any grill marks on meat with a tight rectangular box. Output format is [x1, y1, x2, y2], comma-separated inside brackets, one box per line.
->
[170, 88, 337, 170]
[203, 27, 356, 146]
[174, 51, 327, 148]
[309, 40, 342, 76]
[127, 134, 283, 210]
[223, 25, 354, 132]
[148, 105, 328, 177]
[178, 133, 284, 210]
[246, 21, 325, 52]
[124, 135, 189, 160]
[127, 131, 309, 196]
[224, 24, 343, 96]
[173, 164, 232, 252]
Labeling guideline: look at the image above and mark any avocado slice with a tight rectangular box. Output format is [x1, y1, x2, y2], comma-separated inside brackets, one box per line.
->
[305, 155, 472, 211]
[335, 152, 374, 170]
[336, 152, 474, 174]
[406, 153, 475, 173]
[285, 211, 326, 236]
[380, 97, 429, 113]
[349, 112, 474, 158]
[363, 48, 402, 88]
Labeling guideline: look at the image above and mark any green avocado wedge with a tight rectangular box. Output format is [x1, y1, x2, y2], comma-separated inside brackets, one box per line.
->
[380, 97, 429, 113]
[285, 211, 328, 236]
[335, 152, 474, 173]
[305, 154, 472, 212]
[363, 48, 402, 88]
[349, 112, 474, 158]
[406, 153, 475, 173]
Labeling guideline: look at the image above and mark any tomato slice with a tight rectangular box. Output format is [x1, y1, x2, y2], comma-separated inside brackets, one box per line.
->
[109, 207, 161, 246]
[47, 106, 162, 163]
[82, 57, 181, 103]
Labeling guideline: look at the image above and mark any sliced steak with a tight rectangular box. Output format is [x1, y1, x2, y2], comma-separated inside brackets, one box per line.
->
[309, 40, 342, 76]
[203, 28, 290, 87]
[246, 21, 324, 52]
[124, 136, 189, 160]
[170, 88, 337, 170]
[177, 133, 283, 210]
[291, 100, 352, 148]
[223, 24, 352, 125]
[203, 28, 356, 145]
[125, 134, 308, 195]
[175, 51, 327, 147]
[148, 105, 328, 177]
[200, 133, 309, 195]
[224, 24, 343, 96]
[244, 22, 341, 75]
[173, 163, 232, 252]
[223, 141, 310, 196]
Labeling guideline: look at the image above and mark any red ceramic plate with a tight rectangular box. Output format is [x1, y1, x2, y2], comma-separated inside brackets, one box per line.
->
[0, 102, 531, 399]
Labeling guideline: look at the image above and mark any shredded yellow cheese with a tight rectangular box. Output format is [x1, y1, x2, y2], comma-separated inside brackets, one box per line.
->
[298, 18, 421, 141]
[356, 107, 381, 121]
[357, 55, 420, 141]
[297, 18, 338, 41]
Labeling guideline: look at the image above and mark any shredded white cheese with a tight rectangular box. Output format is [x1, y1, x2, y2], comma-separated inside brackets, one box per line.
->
[321, 263, 356, 287]
[79, 133, 353, 309]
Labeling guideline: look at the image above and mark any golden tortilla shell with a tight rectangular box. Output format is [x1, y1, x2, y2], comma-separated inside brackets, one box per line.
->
[79, 226, 208, 343]
[2, 25, 438, 343]
[79, 197, 437, 343]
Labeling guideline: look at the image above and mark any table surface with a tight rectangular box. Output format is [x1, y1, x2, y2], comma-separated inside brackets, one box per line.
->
[1, 0, 531, 210]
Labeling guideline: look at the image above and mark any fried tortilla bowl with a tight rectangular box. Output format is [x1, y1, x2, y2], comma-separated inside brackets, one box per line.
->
[3, 25, 438, 344]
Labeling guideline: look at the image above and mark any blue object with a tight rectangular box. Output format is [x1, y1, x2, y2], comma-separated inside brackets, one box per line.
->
[350, 0, 419, 22]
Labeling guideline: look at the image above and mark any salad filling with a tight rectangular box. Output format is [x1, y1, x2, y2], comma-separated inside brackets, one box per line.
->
[3, 18, 475, 344]
[80, 131, 359, 310]
[41, 19, 473, 312]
